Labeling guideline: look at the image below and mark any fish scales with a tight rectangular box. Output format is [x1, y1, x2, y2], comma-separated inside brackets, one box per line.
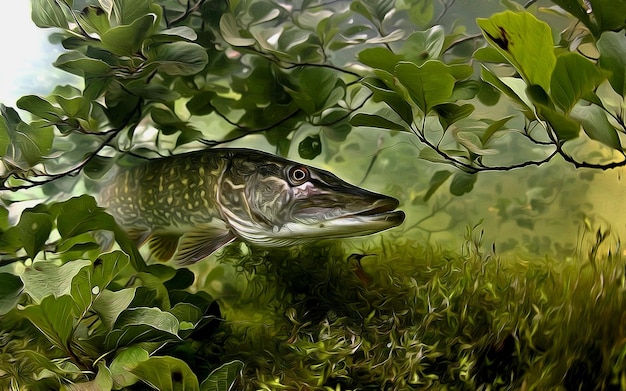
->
[104, 151, 225, 232]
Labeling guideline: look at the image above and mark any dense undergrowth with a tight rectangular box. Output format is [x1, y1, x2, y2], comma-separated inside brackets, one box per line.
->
[1, 223, 626, 390]
[202, 225, 626, 390]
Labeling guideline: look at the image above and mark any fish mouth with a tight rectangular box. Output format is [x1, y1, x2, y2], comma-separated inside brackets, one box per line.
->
[342, 197, 405, 226]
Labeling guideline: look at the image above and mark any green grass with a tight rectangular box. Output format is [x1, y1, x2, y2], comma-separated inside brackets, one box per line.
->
[211, 226, 626, 390]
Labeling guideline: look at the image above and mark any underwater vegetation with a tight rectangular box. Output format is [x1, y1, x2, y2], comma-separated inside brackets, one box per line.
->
[204, 227, 626, 390]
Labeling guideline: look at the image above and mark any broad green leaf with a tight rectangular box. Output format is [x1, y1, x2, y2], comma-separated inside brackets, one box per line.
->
[361, 77, 414, 124]
[31, 0, 69, 28]
[527, 85, 580, 142]
[54, 52, 112, 77]
[450, 80, 481, 101]
[131, 356, 199, 391]
[0, 273, 23, 315]
[287, 67, 340, 115]
[477, 11, 556, 92]
[16, 211, 53, 259]
[350, 113, 408, 131]
[550, 53, 606, 113]
[400, 25, 445, 64]
[480, 66, 534, 118]
[106, 307, 180, 348]
[597, 31, 626, 95]
[22, 295, 75, 349]
[473, 47, 508, 63]
[101, 14, 155, 56]
[111, 0, 154, 25]
[407, 0, 434, 27]
[433, 103, 474, 130]
[298, 135, 322, 159]
[110, 346, 150, 388]
[552, 0, 626, 35]
[358, 47, 404, 73]
[21, 259, 91, 303]
[418, 148, 449, 164]
[394, 61, 458, 114]
[55, 95, 91, 119]
[481, 116, 514, 144]
[145, 42, 209, 76]
[16, 95, 63, 121]
[62, 362, 113, 391]
[449, 171, 477, 196]
[78, 5, 111, 36]
[55, 195, 116, 239]
[92, 288, 136, 329]
[200, 361, 244, 391]
[219, 14, 255, 46]
[423, 170, 453, 202]
[571, 104, 622, 150]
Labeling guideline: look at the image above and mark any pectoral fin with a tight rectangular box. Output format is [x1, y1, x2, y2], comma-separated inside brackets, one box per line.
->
[174, 227, 237, 266]
[148, 233, 181, 262]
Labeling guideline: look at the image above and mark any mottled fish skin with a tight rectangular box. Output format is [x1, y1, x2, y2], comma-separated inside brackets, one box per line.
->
[100, 148, 405, 266]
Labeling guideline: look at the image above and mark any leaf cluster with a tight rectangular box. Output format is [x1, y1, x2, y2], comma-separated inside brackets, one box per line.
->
[0, 196, 239, 390]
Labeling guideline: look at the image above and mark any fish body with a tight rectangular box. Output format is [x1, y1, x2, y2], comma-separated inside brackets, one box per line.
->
[101, 148, 404, 266]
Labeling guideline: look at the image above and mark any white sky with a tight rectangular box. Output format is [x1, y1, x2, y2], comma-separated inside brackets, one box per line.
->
[0, 2, 71, 106]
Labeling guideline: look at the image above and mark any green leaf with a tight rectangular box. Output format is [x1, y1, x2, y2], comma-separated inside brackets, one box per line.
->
[62, 362, 113, 391]
[101, 14, 155, 56]
[298, 135, 322, 159]
[22, 295, 75, 349]
[286, 67, 340, 115]
[571, 104, 622, 150]
[394, 61, 459, 114]
[219, 13, 255, 46]
[0, 273, 23, 315]
[473, 46, 508, 63]
[433, 103, 474, 130]
[597, 31, 626, 96]
[400, 25, 445, 64]
[78, 5, 111, 36]
[21, 259, 91, 303]
[350, 113, 408, 131]
[111, 0, 154, 25]
[131, 356, 199, 391]
[110, 346, 150, 389]
[527, 85, 580, 142]
[92, 288, 136, 330]
[550, 53, 606, 113]
[423, 170, 453, 202]
[31, 0, 69, 28]
[55, 195, 115, 239]
[200, 361, 244, 391]
[481, 116, 514, 144]
[145, 41, 209, 76]
[16, 95, 63, 121]
[106, 307, 180, 348]
[477, 11, 556, 92]
[54, 52, 112, 77]
[480, 66, 534, 118]
[361, 77, 414, 124]
[15, 211, 53, 259]
[358, 47, 404, 73]
[449, 171, 477, 196]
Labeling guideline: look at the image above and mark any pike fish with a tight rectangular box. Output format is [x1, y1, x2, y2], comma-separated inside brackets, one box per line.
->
[101, 148, 405, 266]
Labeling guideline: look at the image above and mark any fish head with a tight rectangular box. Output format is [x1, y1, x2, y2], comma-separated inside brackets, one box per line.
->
[216, 152, 405, 246]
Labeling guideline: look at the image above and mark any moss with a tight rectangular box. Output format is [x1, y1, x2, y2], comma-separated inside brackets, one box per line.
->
[208, 228, 626, 390]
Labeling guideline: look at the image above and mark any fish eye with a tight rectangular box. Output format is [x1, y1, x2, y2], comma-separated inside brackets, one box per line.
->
[287, 165, 310, 186]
